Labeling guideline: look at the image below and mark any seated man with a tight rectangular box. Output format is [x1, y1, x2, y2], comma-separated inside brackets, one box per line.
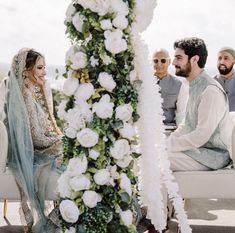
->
[214, 47, 235, 111]
[167, 37, 231, 171]
[153, 48, 188, 128]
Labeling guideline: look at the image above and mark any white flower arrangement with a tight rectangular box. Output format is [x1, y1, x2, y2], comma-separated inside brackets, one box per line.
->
[62, 77, 79, 96]
[59, 200, 80, 223]
[74, 83, 94, 101]
[76, 128, 99, 148]
[120, 210, 133, 227]
[82, 190, 102, 208]
[104, 29, 128, 54]
[66, 156, 88, 177]
[59, 1, 173, 232]
[100, 19, 113, 30]
[115, 104, 133, 122]
[98, 72, 116, 92]
[69, 174, 91, 191]
[92, 94, 114, 119]
[93, 169, 110, 185]
[72, 12, 85, 33]
[110, 139, 130, 160]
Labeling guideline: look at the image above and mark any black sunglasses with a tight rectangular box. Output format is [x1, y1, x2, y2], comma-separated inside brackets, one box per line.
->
[153, 58, 168, 64]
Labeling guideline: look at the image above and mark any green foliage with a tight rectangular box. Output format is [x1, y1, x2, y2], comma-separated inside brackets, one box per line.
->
[60, 1, 141, 232]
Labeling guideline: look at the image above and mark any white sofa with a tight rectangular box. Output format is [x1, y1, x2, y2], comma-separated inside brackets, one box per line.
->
[0, 121, 59, 201]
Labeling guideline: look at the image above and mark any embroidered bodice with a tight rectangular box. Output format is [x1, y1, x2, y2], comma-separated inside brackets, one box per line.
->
[22, 85, 63, 156]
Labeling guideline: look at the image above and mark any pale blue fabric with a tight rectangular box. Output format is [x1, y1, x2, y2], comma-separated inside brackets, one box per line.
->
[183, 72, 231, 170]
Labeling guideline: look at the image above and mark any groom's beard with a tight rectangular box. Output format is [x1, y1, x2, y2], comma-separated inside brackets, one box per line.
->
[218, 64, 233, 75]
[175, 62, 191, 78]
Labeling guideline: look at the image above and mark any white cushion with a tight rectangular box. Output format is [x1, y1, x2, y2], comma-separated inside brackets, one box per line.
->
[0, 168, 59, 200]
[0, 121, 8, 173]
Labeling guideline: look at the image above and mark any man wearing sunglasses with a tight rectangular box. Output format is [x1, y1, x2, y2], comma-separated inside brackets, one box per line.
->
[153, 48, 188, 129]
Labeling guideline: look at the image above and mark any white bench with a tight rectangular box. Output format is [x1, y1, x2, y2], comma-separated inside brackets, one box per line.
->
[0, 120, 59, 216]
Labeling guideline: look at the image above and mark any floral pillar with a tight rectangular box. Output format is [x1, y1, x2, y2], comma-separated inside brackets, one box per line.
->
[58, 1, 141, 232]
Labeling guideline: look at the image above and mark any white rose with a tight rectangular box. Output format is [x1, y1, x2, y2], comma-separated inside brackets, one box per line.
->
[74, 83, 94, 101]
[109, 165, 119, 179]
[77, 0, 111, 16]
[100, 19, 113, 30]
[65, 127, 77, 139]
[63, 77, 79, 96]
[72, 12, 85, 32]
[69, 174, 90, 191]
[67, 107, 85, 130]
[82, 190, 102, 208]
[120, 210, 133, 227]
[116, 154, 132, 168]
[67, 156, 88, 177]
[100, 54, 112, 65]
[94, 169, 110, 185]
[57, 100, 67, 120]
[65, 3, 76, 23]
[115, 104, 133, 122]
[110, 0, 129, 16]
[110, 139, 130, 160]
[92, 94, 114, 119]
[89, 149, 100, 160]
[65, 44, 81, 63]
[112, 14, 128, 29]
[57, 173, 72, 198]
[89, 56, 99, 67]
[59, 200, 80, 223]
[119, 123, 136, 139]
[74, 100, 93, 122]
[104, 29, 127, 54]
[77, 128, 99, 148]
[108, 165, 119, 186]
[98, 72, 116, 92]
[119, 173, 132, 196]
[70, 52, 87, 70]
[65, 227, 76, 233]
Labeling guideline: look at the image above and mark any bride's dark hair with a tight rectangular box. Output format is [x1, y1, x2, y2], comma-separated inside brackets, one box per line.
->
[25, 50, 43, 71]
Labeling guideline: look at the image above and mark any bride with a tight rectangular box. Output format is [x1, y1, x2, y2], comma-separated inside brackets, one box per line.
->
[6, 48, 63, 232]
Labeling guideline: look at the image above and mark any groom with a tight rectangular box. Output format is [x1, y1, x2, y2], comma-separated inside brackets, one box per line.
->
[167, 37, 231, 171]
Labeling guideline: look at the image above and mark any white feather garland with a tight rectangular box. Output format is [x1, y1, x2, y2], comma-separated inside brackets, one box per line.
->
[132, 31, 166, 231]
[132, 1, 192, 232]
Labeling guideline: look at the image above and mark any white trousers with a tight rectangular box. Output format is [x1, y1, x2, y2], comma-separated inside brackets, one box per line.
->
[168, 151, 210, 171]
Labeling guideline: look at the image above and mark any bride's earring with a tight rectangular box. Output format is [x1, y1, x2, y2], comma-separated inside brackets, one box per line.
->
[23, 75, 30, 88]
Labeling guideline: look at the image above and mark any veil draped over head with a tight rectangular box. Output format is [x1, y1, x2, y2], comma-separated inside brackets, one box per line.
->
[7, 48, 57, 232]
[7, 48, 35, 201]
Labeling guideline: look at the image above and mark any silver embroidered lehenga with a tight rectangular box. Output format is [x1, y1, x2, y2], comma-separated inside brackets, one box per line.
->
[6, 48, 63, 233]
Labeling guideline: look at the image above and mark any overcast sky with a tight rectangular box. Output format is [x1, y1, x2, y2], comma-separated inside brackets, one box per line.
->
[0, 0, 235, 75]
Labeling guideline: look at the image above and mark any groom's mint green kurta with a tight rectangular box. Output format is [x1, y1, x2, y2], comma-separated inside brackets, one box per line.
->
[168, 71, 231, 170]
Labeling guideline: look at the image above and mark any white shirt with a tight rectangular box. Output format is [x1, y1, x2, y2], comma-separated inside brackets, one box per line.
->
[175, 80, 188, 125]
[167, 85, 231, 152]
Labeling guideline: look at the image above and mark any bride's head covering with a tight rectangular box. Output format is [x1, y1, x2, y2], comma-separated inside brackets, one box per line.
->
[7, 48, 48, 231]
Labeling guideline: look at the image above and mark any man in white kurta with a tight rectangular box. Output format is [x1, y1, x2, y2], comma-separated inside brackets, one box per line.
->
[167, 37, 231, 171]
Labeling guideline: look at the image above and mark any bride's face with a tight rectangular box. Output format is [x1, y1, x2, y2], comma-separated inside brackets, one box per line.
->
[32, 57, 46, 86]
